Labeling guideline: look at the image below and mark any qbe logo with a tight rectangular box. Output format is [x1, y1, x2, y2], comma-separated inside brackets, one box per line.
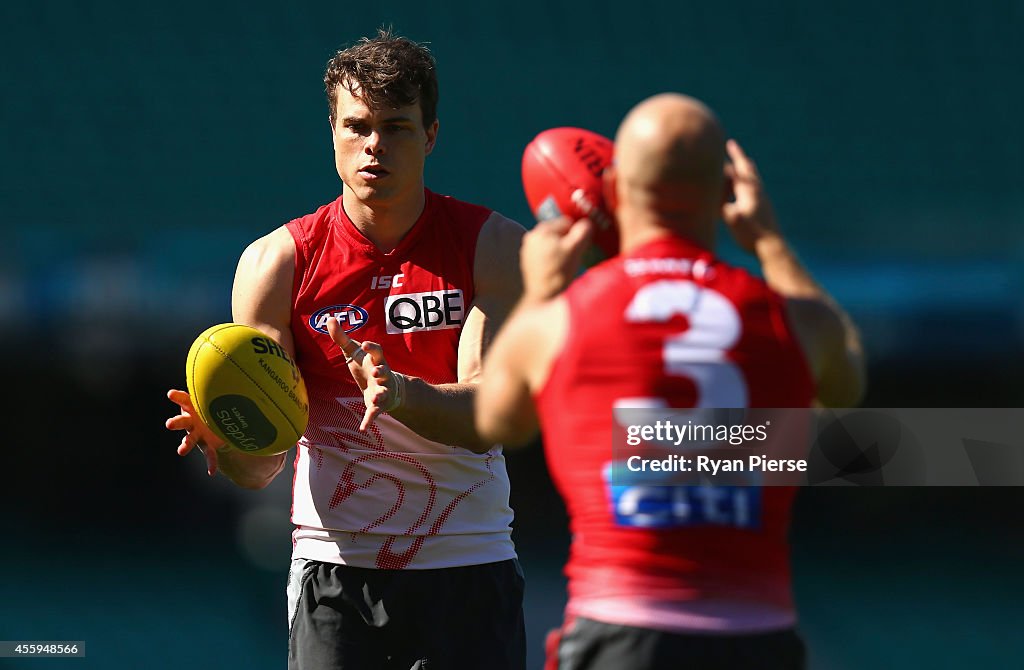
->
[385, 289, 464, 334]
[309, 304, 369, 334]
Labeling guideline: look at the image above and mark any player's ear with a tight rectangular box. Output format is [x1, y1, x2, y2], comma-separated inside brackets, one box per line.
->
[425, 119, 439, 156]
[602, 164, 618, 213]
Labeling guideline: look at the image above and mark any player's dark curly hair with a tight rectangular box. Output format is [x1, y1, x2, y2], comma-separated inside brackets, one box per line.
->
[324, 28, 438, 127]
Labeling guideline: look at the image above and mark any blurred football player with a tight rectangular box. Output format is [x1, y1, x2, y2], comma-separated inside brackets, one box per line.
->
[477, 93, 864, 670]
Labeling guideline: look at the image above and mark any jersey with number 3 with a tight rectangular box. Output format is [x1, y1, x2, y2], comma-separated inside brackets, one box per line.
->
[536, 235, 815, 634]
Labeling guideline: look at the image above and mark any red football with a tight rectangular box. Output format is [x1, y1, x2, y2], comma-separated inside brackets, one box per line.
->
[521, 127, 618, 260]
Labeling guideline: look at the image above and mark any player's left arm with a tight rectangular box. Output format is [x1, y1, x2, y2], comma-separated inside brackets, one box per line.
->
[328, 212, 525, 452]
[722, 139, 865, 406]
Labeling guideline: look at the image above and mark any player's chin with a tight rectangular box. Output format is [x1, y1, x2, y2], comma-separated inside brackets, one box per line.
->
[347, 181, 394, 203]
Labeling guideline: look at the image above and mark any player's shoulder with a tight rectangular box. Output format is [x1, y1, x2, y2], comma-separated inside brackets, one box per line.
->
[707, 257, 781, 306]
[428, 189, 493, 223]
[278, 196, 338, 243]
[548, 258, 628, 324]
[478, 210, 526, 253]
[709, 254, 762, 284]
[427, 189, 526, 275]
[429, 190, 526, 240]
[472, 211, 526, 299]
[239, 225, 295, 272]
[566, 254, 628, 297]
[276, 196, 342, 259]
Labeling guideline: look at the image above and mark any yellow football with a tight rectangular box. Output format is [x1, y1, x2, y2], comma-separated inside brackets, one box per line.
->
[185, 323, 308, 456]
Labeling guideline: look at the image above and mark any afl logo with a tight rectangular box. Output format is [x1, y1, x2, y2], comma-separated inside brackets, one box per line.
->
[309, 304, 368, 334]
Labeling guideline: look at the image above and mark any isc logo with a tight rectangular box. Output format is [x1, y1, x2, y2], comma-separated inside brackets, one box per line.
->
[371, 273, 405, 290]
[309, 304, 369, 334]
[385, 289, 464, 334]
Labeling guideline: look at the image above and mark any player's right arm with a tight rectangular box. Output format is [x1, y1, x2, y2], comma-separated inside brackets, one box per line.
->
[165, 226, 296, 489]
[722, 139, 866, 407]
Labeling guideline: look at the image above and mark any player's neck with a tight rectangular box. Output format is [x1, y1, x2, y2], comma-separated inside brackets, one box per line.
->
[619, 207, 714, 255]
[343, 187, 426, 253]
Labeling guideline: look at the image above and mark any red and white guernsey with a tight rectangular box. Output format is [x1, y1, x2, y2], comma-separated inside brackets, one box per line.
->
[285, 189, 515, 570]
[536, 235, 815, 633]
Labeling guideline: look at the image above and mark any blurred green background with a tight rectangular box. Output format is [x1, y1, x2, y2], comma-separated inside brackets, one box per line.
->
[1, 1, 1021, 668]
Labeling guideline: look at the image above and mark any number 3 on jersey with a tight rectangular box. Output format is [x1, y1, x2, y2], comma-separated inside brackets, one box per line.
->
[612, 279, 758, 530]
[623, 278, 748, 408]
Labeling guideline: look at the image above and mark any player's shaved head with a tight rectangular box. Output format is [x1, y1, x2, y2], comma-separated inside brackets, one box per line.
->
[616, 94, 725, 189]
[612, 93, 727, 248]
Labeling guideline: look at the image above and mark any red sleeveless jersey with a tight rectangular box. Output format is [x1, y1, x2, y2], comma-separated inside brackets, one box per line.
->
[536, 234, 815, 632]
[284, 189, 516, 570]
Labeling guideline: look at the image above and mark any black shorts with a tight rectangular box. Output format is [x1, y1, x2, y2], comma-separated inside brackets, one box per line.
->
[550, 616, 806, 670]
[287, 558, 526, 670]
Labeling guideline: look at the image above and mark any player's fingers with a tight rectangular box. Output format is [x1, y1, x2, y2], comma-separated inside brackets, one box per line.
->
[326, 316, 348, 345]
[723, 162, 737, 186]
[166, 415, 193, 432]
[327, 317, 362, 358]
[360, 405, 382, 432]
[725, 138, 749, 170]
[168, 389, 195, 412]
[725, 168, 757, 212]
[205, 446, 219, 477]
[533, 216, 573, 237]
[361, 341, 386, 366]
[177, 429, 200, 456]
[553, 215, 577, 233]
[331, 321, 368, 368]
[562, 218, 593, 252]
[369, 386, 390, 407]
[347, 348, 367, 367]
[726, 139, 762, 182]
[722, 164, 737, 206]
[721, 201, 739, 226]
[565, 220, 595, 271]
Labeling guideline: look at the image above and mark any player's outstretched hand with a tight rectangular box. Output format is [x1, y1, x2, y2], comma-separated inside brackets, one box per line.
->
[327, 317, 402, 431]
[521, 216, 593, 302]
[166, 389, 227, 476]
[721, 139, 782, 254]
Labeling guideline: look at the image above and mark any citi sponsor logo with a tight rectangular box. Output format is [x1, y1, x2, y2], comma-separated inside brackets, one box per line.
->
[385, 289, 464, 334]
[309, 304, 369, 334]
